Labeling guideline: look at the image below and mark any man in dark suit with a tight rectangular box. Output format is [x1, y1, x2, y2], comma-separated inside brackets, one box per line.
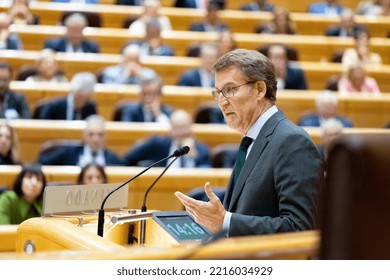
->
[240, 0, 274, 11]
[38, 114, 123, 166]
[121, 75, 174, 122]
[177, 43, 219, 87]
[0, 62, 31, 119]
[266, 44, 308, 90]
[123, 109, 211, 168]
[175, 49, 324, 236]
[189, 2, 229, 32]
[39, 72, 97, 120]
[325, 9, 366, 37]
[44, 13, 99, 53]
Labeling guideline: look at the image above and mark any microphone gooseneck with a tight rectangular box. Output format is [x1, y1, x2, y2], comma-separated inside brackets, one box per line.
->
[97, 146, 190, 237]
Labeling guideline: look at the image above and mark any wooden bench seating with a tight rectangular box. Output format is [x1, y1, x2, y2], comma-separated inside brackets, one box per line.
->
[9, 81, 390, 129]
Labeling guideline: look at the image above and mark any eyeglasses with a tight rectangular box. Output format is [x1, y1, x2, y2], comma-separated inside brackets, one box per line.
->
[211, 81, 255, 101]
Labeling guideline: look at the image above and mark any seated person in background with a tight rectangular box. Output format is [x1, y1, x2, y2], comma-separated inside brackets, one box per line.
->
[0, 62, 31, 119]
[121, 76, 173, 123]
[7, 0, 39, 25]
[174, 0, 225, 9]
[338, 63, 380, 95]
[127, 19, 175, 56]
[356, 0, 382, 15]
[77, 162, 108, 184]
[0, 12, 23, 50]
[44, 13, 99, 53]
[101, 44, 157, 85]
[177, 42, 219, 87]
[266, 44, 308, 90]
[189, 1, 229, 32]
[0, 163, 47, 225]
[298, 90, 353, 127]
[38, 72, 97, 120]
[318, 118, 344, 161]
[128, 0, 172, 36]
[240, 0, 275, 11]
[255, 6, 296, 34]
[325, 8, 367, 37]
[0, 123, 21, 165]
[116, 0, 143, 5]
[341, 30, 382, 70]
[186, 29, 236, 57]
[26, 49, 68, 82]
[39, 115, 123, 167]
[308, 0, 345, 16]
[123, 109, 211, 168]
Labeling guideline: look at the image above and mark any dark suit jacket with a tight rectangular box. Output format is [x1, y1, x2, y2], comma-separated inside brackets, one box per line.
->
[123, 135, 211, 168]
[121, 103, 174, 122]
[190, 22, 229, 32]
[174, 0, 197, 8]
[177, 68, 203, 87]
[325, 25, 366, 37]
[240, 2, 274, 11]
[223, 110, 324, 236]
[298, 115, 354, 128]
[285, 65, 308, 90]
[38, 97, 97, 120]
[116, 0, 141, 5]
[44, 37, 99, 53]
[1, 91, 31, 119]
[38, 145, 123, 166]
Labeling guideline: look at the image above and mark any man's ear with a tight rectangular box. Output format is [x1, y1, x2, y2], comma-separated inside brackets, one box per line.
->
[254, 81, 266, 96]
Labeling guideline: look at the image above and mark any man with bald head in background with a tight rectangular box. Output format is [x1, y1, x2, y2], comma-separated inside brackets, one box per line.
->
[175, 49, 324, 237]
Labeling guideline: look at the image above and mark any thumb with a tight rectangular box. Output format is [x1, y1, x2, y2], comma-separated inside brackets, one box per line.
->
[204, 182, 219, 203]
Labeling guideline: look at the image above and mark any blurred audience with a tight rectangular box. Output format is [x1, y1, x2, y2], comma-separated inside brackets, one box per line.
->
[177, 42, 219, 87]
[240, 0, 274, 11]
[39, 114, 123, 167]
[0, 123, 20, 165]
[189, 1, 229, 32]
[0, 163, 47, 225]
[174, 0, 225, 9]
[116, 0, 143, 5]
[338, 63, 381, 95]
[266, 44, 307, 90]
[356, 0, 390, 15]
[325, 8, 366, 37]
[52, 0, 98, 3]
[298, 90, 353, 127]
[186, 29, 236, 57]
[101, 44, 157, 85]
[0, 12, 23, 50]
[44, 13, 100, 53]
[255, 6, 296, 34]
[127, 19, 175, 56]
[26, 49, 68, 83]
[7, 0, 39, 25]
[123, 109, 211, 167]
[128, 0, 172, 36]
[120, 75, 173, 123]
[38, 72, 97, 120]
[0, 62, 31, 119]
[318, 118, 344, 161]
[77, 162, 108, 184]
[308, 0, 345, 16]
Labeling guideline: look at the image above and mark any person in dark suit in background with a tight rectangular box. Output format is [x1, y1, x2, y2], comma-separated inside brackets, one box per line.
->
[121, 75, 174, 123]
[175, 49, 324, 236]
[189, 1, 229, 32]
[177, 42, 219, 87]
[240, 0, 275, 11]
[325, 9, 366, 37]
[38, 114, 123, 167]
[308, 0, 345, 15]
[0, 62, 31, 119]
[175, 0, 225, 9]
[116, 0, 143, 5]
[123, 109, 211, 168]
[38, 72, 97, 120]
[266, 43, 308, 90]
[43, 13, 99, 53]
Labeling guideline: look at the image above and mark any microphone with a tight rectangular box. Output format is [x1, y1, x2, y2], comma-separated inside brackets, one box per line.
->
[139, 146, 190, 244]
[97, 145, 190, 237]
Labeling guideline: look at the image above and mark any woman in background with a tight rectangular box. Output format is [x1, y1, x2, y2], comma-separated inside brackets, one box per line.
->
[0, 163, 47, 224]
[0, 123, 21, 165]
[77, 162, 108, 185]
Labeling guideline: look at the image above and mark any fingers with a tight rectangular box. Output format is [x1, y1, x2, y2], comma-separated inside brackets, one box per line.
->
[204, 182, 220, 204]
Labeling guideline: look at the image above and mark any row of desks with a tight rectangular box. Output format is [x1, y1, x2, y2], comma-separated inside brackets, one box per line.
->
[7, 24, 390, 63]
[2, 2, 387, 36]
[2, 49, 390, 92]
[9, 81, 390, 128]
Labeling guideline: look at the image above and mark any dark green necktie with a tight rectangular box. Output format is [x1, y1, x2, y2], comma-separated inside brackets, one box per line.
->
[233, 136, 253, 184]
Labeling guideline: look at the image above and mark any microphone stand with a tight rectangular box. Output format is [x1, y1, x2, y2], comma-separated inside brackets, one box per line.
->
[139, 157, 179, 245]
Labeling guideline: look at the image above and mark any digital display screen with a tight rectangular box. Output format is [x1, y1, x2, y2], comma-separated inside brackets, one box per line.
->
[153, 211, 211, 242]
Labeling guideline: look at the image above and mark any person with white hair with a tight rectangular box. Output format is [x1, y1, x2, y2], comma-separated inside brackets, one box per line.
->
[101, 44, 157, 84]
[38, 72, 98, 120]
[319, 118, 344, 160]
[298, 90, 353, 127]
[43, 13, 99, 53]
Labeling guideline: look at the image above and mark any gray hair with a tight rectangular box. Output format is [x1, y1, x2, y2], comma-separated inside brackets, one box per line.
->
[64, 13, 87, 27]
[316, 90, 338, 109]
[70, 72, 96, 94]
[213, 49, 277, 102]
